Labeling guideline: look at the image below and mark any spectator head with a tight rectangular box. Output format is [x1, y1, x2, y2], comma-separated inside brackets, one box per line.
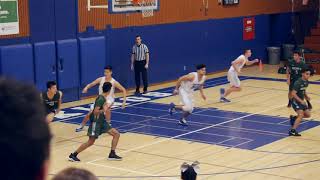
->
[0, 77, 51, 180]
[52, 167, 98, 180]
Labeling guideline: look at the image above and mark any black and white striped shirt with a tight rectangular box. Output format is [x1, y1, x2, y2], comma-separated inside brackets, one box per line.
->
[132, 43, 149, 61]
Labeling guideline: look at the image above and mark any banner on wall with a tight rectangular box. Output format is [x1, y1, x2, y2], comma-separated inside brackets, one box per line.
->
[243, 17, 255, 40]
[0, 0, 19, 35]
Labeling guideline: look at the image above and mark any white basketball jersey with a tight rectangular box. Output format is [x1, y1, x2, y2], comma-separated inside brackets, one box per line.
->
[229, 55, 248, 72]
[98, 77, 116, 99]
[180, 72, 206, 93]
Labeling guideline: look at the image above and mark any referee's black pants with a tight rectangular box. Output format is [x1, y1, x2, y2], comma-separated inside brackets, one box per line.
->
[134, 60, 148, 92]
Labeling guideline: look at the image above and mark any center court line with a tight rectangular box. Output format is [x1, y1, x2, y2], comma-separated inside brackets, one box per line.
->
[87, 103, 286, 164]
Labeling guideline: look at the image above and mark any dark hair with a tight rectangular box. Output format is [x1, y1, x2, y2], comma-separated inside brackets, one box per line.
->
[102, 82, 112, 93]
[52, 167, 98, 180]
[301, 68, 311, 74]
[136, 35, 141, 38]
[293, 51, 301, 56]
[244, 49, 251, 54]
[104, 65, 113, 71]
[196, 64, 206, 70]
[0, 77, 51, 180]
[181, 166, 197, 180]
[47, 81, 57, 89]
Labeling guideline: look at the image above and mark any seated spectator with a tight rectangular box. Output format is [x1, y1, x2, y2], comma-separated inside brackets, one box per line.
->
[52, 167, 98, 180]
[181, 161, 200, 180]
[0, 77, 52, 180]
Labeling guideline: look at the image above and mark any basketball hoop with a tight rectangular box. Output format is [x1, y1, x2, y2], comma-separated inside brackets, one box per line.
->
[142, 9, 154, 17]
[135, 0, 155, 17]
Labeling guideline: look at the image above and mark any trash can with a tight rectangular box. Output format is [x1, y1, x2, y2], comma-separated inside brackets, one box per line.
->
[282, 44, 295, 60]
[267, 47, 281, 65]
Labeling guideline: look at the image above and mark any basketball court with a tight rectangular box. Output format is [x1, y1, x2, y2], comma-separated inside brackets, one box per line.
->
[1, 0, 319, 179]
[49, 65, 320, 179]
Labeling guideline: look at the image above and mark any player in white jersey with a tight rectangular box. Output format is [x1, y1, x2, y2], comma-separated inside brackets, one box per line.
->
[169, 64, 207, 126]
[220, 49, 259, 102]
[75, 66, 127, 132]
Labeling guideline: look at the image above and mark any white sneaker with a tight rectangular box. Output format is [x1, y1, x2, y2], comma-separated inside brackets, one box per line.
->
[179, 119, 188, 126]
[75, 125, 84, 132]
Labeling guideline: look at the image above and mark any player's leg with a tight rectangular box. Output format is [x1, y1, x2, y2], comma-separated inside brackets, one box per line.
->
[178, 89, 193, 125]
[46, 112, 55, 123]
[107, 128, 122, 160]
[69, 137, 96, 162]
[289, 100, 307, 136]
[220, 71, 241, 102]
[75, 111, 91, 132]
[287, 82, 294, 108]
[105, 99, 114, 124]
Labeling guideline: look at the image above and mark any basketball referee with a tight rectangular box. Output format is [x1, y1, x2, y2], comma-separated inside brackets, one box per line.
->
[131, 35, 150, 94]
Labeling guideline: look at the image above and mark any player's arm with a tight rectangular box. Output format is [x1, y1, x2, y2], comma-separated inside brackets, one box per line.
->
[304, 91, 310, 101]
[76, 111, 91, 132]
[81, 112, 91, 126]
[56, 91, 63, 114]
[292, 90, 306, 105]
[245, 58, 259, 66]
[103, 101, 113, 112]
[82, 78, 101, 93]
[286, 66, 291, 85]
[145, 53, 150, 69]
[93, 96, 106, 115]
[231, 58, 244, 73]
[93, 102, 105, 116]
[145, 46, 150, 69]
[114, 81, 127, 108]
[199, 78, 207, 101]
[93, 106, 103, 117]
[174, 74, 194, 93]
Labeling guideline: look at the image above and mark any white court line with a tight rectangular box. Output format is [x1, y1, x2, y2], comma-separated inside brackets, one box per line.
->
[126, 137, 239, 176]
[54, 78, 230, 123]
[55, 77, 263, 124]
[87, 104, 285, 164]
[115, 111, 290, 136]
[204, 76, 250, 87]
[128, 105, 170, 112]
[128, 122, 253, 141]
[157, 117, 288, 137]
[217, 125, 287, 136]
[239, 119, 290, 127]
[87, 162, 176, 180]
[88, 134, 253, 179]
[204, 145, 297, 180]
[217, 139, 254, 147]
[119, 125, 148, 132]
[109, 109, 290, 137]
[153, 138, 254, 177]
[192, 112, 238, 120]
